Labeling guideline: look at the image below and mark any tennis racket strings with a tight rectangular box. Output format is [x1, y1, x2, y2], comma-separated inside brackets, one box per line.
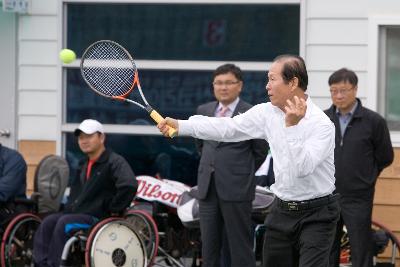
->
[81, 41, 138, 98]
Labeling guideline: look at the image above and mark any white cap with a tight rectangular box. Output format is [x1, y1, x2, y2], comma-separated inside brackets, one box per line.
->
[74, 119, 104, 136]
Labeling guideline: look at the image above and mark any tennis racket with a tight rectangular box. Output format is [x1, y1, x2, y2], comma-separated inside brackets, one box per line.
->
[80, 40, 177, 138]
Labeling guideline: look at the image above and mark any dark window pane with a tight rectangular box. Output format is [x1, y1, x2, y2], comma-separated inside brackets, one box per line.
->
[66, 68, 268, 124]
[67, 3, 299, 61]
[66, 133, 200, 186]
[385, 27, 400, 130]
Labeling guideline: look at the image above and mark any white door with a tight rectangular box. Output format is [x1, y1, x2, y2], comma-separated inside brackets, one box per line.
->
[0, 11, 17, 148]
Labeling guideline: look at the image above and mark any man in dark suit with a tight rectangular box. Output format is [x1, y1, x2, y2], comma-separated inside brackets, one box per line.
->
[195, 64, 268, 267]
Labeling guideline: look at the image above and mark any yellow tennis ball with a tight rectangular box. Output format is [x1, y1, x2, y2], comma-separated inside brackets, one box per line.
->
[59, 49, 76, 64]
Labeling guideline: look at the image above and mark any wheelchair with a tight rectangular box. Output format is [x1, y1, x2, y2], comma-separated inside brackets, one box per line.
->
[60, 215, 148, 267]
[0, 154, 69, 267]
[340, 220, 400, 267]
[126, 207, 200, 267]
[130, 175, 204, 267]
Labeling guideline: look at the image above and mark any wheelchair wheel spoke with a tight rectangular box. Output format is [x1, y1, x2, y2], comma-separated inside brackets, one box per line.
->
[11, 237, 24, 249]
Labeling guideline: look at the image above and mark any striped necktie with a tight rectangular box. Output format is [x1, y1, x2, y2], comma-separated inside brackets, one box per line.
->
[217, 106, 229, 117]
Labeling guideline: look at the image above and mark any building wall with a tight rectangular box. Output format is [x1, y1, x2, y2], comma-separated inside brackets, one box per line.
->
[17, 0, 58, 142]
[304, 0, 369, 109]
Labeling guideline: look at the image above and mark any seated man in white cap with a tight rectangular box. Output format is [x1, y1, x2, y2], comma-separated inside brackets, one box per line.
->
[32, 119, 138, 267]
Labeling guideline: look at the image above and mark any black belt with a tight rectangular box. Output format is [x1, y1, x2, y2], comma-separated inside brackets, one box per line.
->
[277, 193, 339, 211]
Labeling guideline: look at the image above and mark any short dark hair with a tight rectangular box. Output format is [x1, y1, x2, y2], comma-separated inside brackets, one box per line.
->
[328, 68, 358, 86]
[273, 55, 308, 91]
[213, 63, 243, 82]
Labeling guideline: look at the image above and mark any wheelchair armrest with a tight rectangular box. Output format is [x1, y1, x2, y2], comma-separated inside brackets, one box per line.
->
[13, 198, 38, 213]
[14, 197, 36, 206]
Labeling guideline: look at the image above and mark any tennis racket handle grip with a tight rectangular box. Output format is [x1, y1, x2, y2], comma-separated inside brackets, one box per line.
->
[150, 110, 178, 138]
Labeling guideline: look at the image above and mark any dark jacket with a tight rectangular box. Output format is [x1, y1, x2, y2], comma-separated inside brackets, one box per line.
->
[65, 149, 137, 218]
[195, 100, 269, 201]
[324, 99, 394, 196]
[0, 144, 27, 202]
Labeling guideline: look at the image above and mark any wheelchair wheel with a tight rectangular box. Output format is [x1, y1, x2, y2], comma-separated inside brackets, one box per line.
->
[85, 218, 147, 267]
[0, 213, 41, 267]
[125, 210, 159, 266]
[339, 220, 400, 267]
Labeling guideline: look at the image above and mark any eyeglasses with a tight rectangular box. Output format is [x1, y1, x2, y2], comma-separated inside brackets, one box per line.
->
[212, 80, 240, 87]
[329, 88, 355, 95]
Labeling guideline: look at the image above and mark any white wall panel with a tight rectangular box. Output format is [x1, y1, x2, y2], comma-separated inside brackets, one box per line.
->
[19, 91, 57, 115]
[19, 41, 58, 65]
[18, 116, 57, 140]
[307, 19, 368, 45]
[308, 71, 367, 98]
[368, 0, 400, 14]
[19, 16, 57, 40]
[306, 45, 368, 72]
[307, 0, 367, 18]
[19, 66, 57, 90]
[30, 0, 57, 15]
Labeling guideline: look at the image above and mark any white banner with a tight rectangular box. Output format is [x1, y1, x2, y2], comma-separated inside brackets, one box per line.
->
[136, 175, 190, 208]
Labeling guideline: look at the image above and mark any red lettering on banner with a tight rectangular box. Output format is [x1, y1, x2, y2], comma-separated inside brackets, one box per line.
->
[142, 183, 152, 197]
[161, 192, 172, 201]
[137, 180, 145, 194]
[153, 188, 162, 198]
[169, 193, 179, 204]
[136, 176, 188, 207]
[148, 185, 161, 198]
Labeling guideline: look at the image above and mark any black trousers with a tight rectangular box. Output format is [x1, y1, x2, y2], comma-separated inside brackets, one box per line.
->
[329, 193, 374, 267]
[199, 179, 255, 267]
[263, 196, 340, 267]
[33, 212, 96, 267]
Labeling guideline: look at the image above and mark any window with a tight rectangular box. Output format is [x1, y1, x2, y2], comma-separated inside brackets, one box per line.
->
[67, 3, 299, 61]
[381, 27, 400, 130]
[62, 1, 301, 184]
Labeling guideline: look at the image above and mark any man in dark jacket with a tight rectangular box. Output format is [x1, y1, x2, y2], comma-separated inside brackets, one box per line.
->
[195, 64, 269, 267]
[33, 119, 138, 267]
[324, 68, 394, 267]
[0, 143, 27, 221]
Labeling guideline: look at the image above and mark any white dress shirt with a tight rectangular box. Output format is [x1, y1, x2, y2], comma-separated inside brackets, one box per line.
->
[179, 97, 336, 201]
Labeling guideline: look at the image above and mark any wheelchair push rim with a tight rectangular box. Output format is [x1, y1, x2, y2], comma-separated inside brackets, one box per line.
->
[0, 213, 41, 267]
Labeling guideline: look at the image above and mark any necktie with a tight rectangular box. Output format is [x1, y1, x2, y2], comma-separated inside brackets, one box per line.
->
[217, 106, 229, 117]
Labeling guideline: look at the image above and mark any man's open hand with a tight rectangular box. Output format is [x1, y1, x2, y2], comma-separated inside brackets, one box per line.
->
[284, 96, 307, 127]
